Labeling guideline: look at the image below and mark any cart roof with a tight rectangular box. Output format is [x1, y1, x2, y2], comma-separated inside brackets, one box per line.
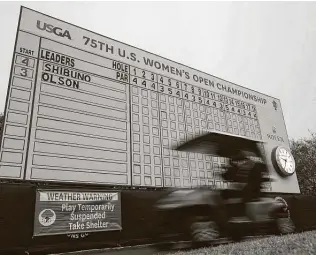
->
[175, 131, 264, 157]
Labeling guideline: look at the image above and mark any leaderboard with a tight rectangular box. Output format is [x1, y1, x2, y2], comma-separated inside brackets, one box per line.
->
[0, 7, 284, 191]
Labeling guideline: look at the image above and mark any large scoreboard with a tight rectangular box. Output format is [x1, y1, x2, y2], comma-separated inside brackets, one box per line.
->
[0, 6, 300, 193]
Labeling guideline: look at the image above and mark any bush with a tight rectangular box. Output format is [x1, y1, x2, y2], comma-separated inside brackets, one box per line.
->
[290, 132, 316, 195]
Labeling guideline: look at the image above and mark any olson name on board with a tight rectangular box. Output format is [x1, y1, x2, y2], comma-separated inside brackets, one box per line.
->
[40, 49, 91, 89]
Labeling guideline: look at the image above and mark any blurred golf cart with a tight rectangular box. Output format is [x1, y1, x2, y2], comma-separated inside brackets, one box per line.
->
[153, 132, 295, 250]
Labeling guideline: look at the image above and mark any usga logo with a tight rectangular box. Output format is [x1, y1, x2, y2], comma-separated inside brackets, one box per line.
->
[36, 20, 72, 40]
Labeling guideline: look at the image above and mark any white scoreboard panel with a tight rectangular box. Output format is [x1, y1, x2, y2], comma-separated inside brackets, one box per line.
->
[0, 6, 300, 193]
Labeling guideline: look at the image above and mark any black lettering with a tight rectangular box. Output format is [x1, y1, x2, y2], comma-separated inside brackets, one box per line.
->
[83, 36, 90, 45]
[46, 24, 54, 33]
[106, 44, 114, 54]
[112, 61, 128, 72]
[57, 77, 79, 89]
[19, 48, 34, 56]
[53, 27, 62, 36]
[44, 63, 51, 72]
[58, 76, 64, 85]
[83, 36, 109, 51]
[36, 20, 45, 30]
[21, 57, 29, 66]
[143, 57, 154, 66]
[41, 73, 56, 84]
[40, 49, 45, 59]
[65, 57, 70, 66]
[64, 68, 69, 77]
[130, 53, 136, 61]
[60, 55, 65, 64]
[85, 75, 91, 82]
[142, 57, 187, 78]
[116, 72, 129, 82]
[20, 68, 27, 77]
[99, 41, 105, 50]
[37, 21, 72, 40]
[41, 50, 75, 68]
[118, 48, 125, 57]
[42, 73, 50, 82]
[68, 78, 78, 88]
[91, 39, 97, 48]
[154, 61, 161, 69]
[175, 68, 182, 77]
[51, 65, 59, 73]
[161, 63, 170, 72]
[43, 63, 90, 82]
[63, 30, 71, 40]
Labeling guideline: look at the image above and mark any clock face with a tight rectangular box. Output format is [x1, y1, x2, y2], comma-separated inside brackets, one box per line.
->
[274, 146, 296, 176]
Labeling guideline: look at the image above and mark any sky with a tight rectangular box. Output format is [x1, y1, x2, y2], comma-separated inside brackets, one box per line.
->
[1, 1, 316, 140]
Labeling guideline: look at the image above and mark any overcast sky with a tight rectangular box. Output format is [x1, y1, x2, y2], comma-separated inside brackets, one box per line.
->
[1, 1, 316, 140]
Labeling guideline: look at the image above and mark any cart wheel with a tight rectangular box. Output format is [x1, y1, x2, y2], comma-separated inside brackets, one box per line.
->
[190, 219, 219, 242]
[229, 222, 243, 242]
[276, 217, 295, 234]
[153, 242, 174, 252]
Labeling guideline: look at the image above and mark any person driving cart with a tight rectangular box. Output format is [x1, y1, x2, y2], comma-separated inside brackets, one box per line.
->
[222, 150, 269, 204]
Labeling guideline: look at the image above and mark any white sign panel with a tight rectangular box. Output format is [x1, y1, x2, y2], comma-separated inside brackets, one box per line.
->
[0, 6, 300, 193]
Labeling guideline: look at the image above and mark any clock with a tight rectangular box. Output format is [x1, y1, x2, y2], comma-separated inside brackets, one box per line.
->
[272, 146, 296, 176]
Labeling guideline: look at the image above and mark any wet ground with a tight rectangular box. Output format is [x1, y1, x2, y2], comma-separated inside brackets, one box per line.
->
[53, 235, 272, 255]
[71, 247, 161, 255]
[53, 239, 235, 255]
[52, 245, 166, 255]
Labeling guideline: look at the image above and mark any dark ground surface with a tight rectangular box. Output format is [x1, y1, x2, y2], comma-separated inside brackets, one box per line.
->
[51, 239, 237, 255]
[52, 246, 165, 255]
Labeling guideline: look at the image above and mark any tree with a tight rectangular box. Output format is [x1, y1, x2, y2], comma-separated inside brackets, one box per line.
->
[0, 112, 3, 134]
[0, 113, 3, 148]
[290, 132, 316, 195]
[0, 112, 3, 127]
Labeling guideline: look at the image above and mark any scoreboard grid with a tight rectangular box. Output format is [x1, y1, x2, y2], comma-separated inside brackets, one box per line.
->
[1, 30, 267, 189]
[1, 6, 302, 194]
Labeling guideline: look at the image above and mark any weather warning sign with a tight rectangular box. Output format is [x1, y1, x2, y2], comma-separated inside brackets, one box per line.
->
[34, 190, 122, 236]
[0, 6, 300, 193]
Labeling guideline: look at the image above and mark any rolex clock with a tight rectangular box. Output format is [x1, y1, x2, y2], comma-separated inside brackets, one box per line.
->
[272, 146, 296, 176]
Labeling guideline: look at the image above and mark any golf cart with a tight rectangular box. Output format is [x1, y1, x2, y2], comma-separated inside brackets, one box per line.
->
[153, 131, 295, 248]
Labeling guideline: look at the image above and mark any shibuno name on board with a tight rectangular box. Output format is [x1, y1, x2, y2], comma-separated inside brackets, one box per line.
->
[40, 49, 88, 89]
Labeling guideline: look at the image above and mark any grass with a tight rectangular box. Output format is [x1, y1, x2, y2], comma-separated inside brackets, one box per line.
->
[166, 231, 316, 255]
